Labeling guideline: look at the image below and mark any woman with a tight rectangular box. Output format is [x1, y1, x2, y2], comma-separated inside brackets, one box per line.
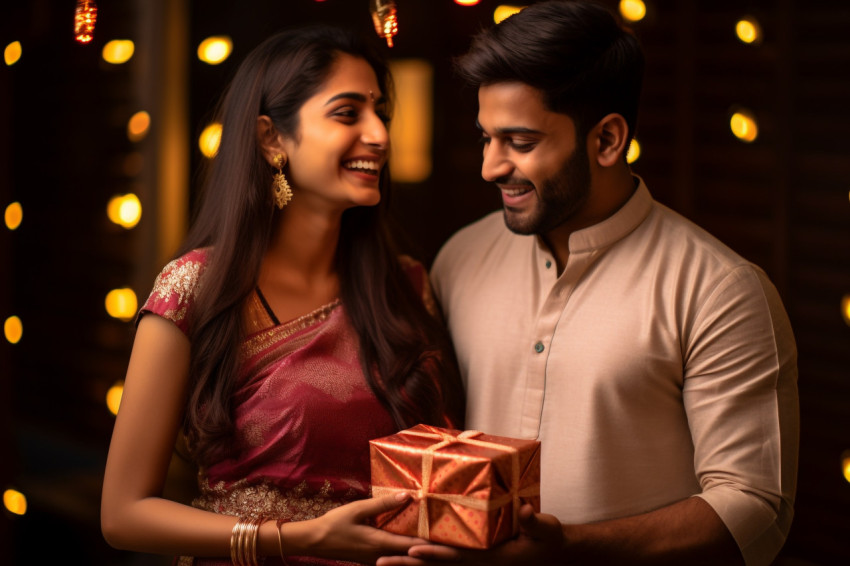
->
[101, 25, 465, 565]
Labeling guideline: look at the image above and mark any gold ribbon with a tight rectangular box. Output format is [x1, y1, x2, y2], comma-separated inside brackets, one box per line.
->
[372, 426, 540, 541]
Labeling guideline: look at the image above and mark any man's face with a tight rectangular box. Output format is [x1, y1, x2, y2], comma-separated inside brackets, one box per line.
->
[477, 82, 591, 236]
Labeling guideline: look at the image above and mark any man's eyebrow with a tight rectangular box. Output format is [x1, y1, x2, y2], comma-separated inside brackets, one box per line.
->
[474, 119, 542, 135]
[324, 92, 386, 106]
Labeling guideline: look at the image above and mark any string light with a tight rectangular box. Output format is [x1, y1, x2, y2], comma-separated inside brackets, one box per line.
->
[370, 0, 398, 47]
[4, 316, 23, 344]
[107, 194, 142, 229]
[127, 111, 151, 142]
[455, 0, 480, 5]
[730, 109, 759, 143]
[3, 489, 27, 516]
[735, 17, 762, 45]
[105, 288, 138, 321]
[5, 202, 22, 230]
[102, 40, 135, 64]
[74, 0, 98, 44]
[106, 381, 124, 415]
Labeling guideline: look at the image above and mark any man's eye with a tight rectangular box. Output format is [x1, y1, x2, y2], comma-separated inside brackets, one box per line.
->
[509, 140, 535, 152]
[478, 135, 491, 145]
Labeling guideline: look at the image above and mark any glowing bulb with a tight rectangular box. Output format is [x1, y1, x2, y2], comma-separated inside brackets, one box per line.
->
[102, 40, 135, 64]
[4, 316, 22, 344]
[74, 0, 98, 44]
[626, 139, 641, 164]
[127, 111, 151, 142]
[4, 41, 22, 66]
[843, 450, 850, 483]
[730, 110, 758, 143]
[841, 295, 850, 327]
[5, 202, 22, 230]
[199, 122, 223, 158]
[106, 381, 124, 415]
[370, 0, 398, 47]
[494, 5, 524, 24]
[619, 0, 646, 22]
[736, 18, 762, 45]
[455, 0, 480, 5]
[3, 489, 27, 516]
[197, 36, 233, 65]
[105, 288, 138, 321]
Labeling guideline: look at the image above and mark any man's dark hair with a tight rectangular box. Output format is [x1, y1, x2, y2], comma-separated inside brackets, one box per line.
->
[455, 0, 644, 143]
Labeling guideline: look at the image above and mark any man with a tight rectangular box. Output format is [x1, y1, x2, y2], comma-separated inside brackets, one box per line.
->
[377, 1, 798, 565]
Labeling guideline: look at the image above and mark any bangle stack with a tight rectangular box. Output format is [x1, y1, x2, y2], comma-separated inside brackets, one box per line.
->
[230, 516, 267, 566]
[275, 518, 291, 566]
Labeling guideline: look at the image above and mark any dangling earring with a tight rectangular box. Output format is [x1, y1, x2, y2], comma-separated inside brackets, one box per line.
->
[272, 153, 293, 209]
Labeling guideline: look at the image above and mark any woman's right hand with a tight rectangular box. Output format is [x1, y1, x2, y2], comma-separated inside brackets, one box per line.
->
[283, 492, 427, 564]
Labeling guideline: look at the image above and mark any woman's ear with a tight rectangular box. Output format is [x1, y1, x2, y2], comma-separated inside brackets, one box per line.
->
[591, 113, 629, 168]
[257, 115, 285, 166]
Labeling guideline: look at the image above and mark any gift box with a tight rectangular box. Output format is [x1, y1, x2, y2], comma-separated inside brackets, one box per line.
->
[370, 424, 541, 549]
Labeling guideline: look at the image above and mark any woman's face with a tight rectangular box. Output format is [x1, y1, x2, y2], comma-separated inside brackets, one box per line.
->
[279, 53, 390, 213]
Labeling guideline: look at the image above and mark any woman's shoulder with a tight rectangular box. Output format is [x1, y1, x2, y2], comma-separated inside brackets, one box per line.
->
[139, 248, 211, 334]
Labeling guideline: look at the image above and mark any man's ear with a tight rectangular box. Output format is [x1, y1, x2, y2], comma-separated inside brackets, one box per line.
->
[257, 115, 285, 166]
[591, 113, 629, 167]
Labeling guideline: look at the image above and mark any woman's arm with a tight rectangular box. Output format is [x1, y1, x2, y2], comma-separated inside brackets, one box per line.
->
[101, 314, 422, 561]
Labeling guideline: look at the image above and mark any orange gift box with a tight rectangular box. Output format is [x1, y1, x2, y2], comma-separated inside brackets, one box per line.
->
[369, 424, 541, 549]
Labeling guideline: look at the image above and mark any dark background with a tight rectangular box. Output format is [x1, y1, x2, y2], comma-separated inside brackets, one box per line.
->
[1, 0, 848, 564]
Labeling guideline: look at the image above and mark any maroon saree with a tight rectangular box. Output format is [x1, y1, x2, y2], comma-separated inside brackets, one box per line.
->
[140, 249, 426, 565]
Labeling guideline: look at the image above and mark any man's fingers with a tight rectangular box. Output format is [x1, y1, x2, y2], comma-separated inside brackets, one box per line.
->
[376, 556, 431, 566]
[353, 492, 412, 519]
[409, 543, 465, 561]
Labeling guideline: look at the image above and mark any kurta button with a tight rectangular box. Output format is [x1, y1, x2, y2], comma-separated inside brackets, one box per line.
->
[534, 341, 545, 353]
[545, 260, 552, 269]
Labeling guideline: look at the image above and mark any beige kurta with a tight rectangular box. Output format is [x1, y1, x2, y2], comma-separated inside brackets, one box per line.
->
[431, 179, 798, 566]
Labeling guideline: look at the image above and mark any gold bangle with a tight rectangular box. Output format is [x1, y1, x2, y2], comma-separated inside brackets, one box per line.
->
[276, 518, 291, 566]
[231, 517, 249, 566]
[230, 518, 241, 565]
[249, 516, 265, 566]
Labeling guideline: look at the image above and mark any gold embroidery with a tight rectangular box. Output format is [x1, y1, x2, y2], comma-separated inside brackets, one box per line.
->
[242, 300, 341, 360]
[192, 476, 358, 522]
[149, 257, 203, 324]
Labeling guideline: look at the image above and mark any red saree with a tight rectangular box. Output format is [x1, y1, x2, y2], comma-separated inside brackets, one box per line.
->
[140, 248, 428, 565]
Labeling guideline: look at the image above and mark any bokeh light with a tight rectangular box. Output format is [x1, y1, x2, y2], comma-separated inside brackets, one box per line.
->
[4, 316, 23, 344]
[619, 0, 646, 22]
[730, 110, 758, 143]
[127, 111, 151, 142]
[102, 39, 135, 64]
[4, 41, 22, 66]
[736, 18, 762, 45]
[199, 122, 223, 158]
[3, 489, 27, 516]
[197, 36, 233, 65]
[107, 193, 142, 229]
[105, 288, 138, 321]
[5, 202, 22, 230]
[494, 5, 523, 24]
[626, 138, 641, 164]
[106, 381, 124, 416]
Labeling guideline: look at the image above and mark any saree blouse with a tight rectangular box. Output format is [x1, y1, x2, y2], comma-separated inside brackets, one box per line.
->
[140, 248, 435, 565]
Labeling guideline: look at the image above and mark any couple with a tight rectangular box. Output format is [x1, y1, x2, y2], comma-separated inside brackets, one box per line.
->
[100, 2, 799, 565]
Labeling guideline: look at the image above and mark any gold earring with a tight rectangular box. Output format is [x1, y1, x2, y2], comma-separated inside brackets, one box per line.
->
[272, 154, 293, 209]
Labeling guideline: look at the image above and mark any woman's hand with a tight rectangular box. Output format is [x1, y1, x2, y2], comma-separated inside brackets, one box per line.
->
[286, 492, 427, 564]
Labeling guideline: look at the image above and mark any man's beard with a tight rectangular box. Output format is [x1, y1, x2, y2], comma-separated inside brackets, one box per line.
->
[503, 144, 591, 236]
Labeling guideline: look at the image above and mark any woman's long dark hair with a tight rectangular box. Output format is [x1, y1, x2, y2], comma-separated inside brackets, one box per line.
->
[176, 25, 464, 466]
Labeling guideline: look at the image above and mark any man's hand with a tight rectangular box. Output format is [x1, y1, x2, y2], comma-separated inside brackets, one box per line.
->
[376, 504, 566, 566]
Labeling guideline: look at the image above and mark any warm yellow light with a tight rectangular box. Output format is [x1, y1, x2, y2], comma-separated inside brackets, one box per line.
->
[455, 0, 480, 5]
[3, 489, 27, 516]
[197, 36, 233, 65]
[106, 381, 124, 415]
[105, 288, 138, 321]
[127, 111, 151, 142]
[102, 39, 135, 64]
[4, 316, 22, 344]
[730, 110, 758, 143]
[107, 193, 142, 228]
[199, 122, 223, 159]
[841, 295, 850, 326]
[619, 0, 646, 22]
[626, 138, 641, 164]
[5, 201, 22, 230]
[494, 5, 524, 24]
[4, 41, 22, 66]
[843, 450, 850, 483]
[389, 60, 433, 183]
[736, 18, 762, 45]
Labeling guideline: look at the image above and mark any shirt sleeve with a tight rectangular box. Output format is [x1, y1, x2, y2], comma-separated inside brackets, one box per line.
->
[137, 249, 207, 336]
[684, 265, 799, 566]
